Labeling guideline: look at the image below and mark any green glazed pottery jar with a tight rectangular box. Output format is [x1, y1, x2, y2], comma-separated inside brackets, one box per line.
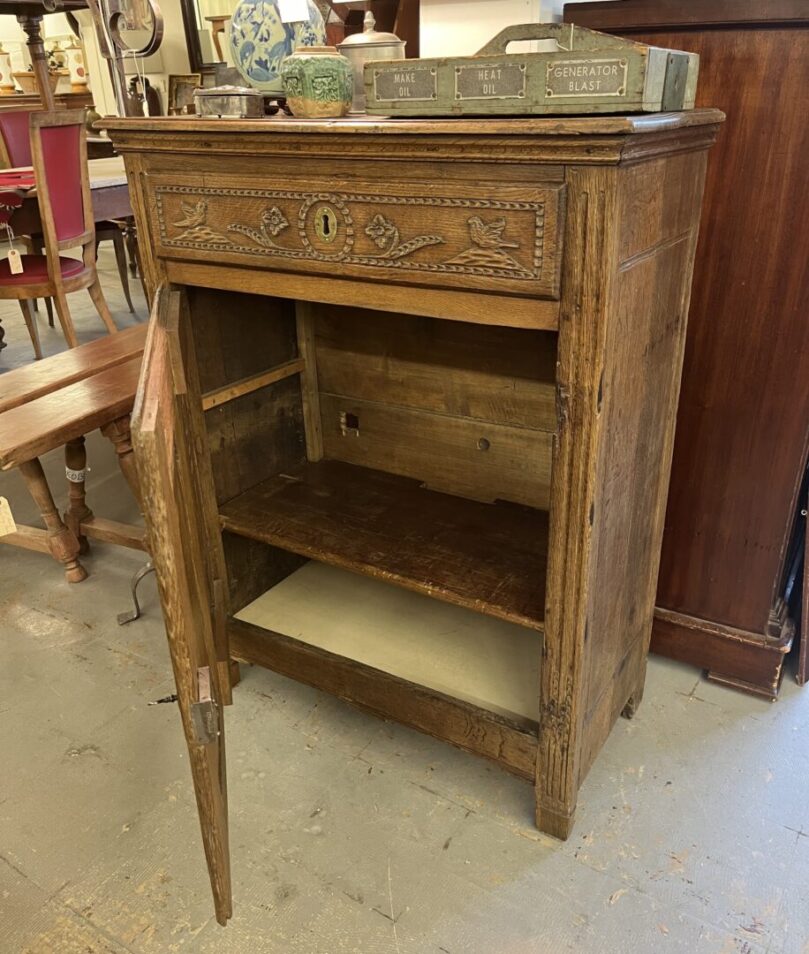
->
[280, 46, 353, 119]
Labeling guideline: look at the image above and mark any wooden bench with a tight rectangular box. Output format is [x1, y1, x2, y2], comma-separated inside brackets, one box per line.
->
[0, 324, 147, 581]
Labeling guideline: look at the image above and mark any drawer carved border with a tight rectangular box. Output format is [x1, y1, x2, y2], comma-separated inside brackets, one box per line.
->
[155, 186, 549, 282]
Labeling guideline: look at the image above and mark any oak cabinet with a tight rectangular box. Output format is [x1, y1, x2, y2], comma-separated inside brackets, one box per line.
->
[105, 111, 720, 922]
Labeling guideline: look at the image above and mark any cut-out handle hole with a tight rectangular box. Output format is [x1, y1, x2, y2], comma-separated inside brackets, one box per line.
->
[340, 411, 360, 436]
[477, 437, 490, 451]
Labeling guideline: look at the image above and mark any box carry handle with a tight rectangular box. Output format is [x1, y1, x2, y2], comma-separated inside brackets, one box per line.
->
[476, 22, 638, 56]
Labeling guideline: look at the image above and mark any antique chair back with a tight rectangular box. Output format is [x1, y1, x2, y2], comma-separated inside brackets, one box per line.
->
[29, 109, 96, 275]
[0, 108, 37, 168]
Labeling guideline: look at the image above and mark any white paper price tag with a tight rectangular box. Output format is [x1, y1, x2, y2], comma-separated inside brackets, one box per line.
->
[278, 0, 309, 23]
[0, 496, 16, 536]
[7, 248, 23, 274]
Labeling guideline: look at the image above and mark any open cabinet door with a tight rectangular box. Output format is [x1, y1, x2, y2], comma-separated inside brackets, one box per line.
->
[131, 285, 232, 925]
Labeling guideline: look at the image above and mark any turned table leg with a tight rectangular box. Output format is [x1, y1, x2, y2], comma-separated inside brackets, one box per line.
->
[64, 437, 94, 555]
[101, 415, 142, 508]
[19, 457, 87, 583]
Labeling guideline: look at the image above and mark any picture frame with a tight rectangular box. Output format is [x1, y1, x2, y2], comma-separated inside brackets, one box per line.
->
[168, 72, 201, 114]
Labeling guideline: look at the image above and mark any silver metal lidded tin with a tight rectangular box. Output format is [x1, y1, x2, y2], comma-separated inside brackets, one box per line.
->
[194, 85, 265, 119]
[337, 11, 406, 114]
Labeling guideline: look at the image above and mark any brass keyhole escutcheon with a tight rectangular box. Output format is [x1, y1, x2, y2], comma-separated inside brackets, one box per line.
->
[315, 205, 338, 244]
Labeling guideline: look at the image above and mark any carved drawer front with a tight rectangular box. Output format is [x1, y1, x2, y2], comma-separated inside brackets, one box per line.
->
[150, 175, 564, 299]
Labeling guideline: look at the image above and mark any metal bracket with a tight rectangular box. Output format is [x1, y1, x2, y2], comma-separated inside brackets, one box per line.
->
[117, 560, 155, 625]
[191, 666, 220, 745]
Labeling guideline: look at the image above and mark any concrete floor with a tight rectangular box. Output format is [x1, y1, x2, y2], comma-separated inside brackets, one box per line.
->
[1, 250, 808, 954]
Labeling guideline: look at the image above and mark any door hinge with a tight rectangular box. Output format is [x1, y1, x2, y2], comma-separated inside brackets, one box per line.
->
[191, 665, 220, 745]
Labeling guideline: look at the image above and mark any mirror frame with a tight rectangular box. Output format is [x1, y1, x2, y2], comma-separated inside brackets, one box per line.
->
[179, 0, 213, 75]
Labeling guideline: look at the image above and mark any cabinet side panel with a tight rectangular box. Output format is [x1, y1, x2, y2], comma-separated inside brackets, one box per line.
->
[578, 152, 707, 783]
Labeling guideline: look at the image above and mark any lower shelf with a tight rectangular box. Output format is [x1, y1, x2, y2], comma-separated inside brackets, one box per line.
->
[231, 563, 540, 779]
[220, 460, 548, 630]
[235, 562, 542, 722]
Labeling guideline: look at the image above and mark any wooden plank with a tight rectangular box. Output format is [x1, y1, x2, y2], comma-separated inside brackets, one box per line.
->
[0, 324, 146, 414]
[80, 517, 148, 551]
[229, 616, 538, 781]
[201, 358, 304, 411]
[319, 393, 552, 510]
[205, 376, 306, 506]
[314, 305, 557, 431]
[188, 286, 299, 395]
[131, 286, 232, 924]
[564, 0, 809, 31]
[581, 228, 696, 730]
[295, 302, 324, 461]
[166, 261, 561, 331]
[186, 286, 306, 506]
[0, 358, 142, 470]
[103, 109, 725, 139]
[220, 459, 548, 630]
[223, 531, 307, 615]
[0, 525, 50, 553]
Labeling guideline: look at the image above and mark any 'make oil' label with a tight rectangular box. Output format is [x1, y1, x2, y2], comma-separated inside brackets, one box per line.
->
[546, 58, 628, 97]
[373, 67, 436, 102]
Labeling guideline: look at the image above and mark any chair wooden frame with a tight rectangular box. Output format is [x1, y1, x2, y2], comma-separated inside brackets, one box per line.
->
[0, 109, 117, 353]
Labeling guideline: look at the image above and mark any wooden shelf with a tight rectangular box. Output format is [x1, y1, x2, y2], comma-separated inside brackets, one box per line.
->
[220, 460, 548, 631]
[235, 562, 542, 724]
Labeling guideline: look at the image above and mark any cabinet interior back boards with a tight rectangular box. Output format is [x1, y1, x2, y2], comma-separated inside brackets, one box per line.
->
[104, 111, 722, 923]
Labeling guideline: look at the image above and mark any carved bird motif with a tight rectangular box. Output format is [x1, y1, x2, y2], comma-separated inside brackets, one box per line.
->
[173, 199, 207, 229]
[468, 216, 518, 250]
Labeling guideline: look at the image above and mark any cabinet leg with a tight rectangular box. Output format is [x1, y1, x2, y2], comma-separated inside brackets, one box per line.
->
[535, 794, 577, 841]
[19, 457, 87, 583]
[64, 437, 93, 555]
[229, 659, 241, 689]
[621, 659, 647, 720]
[101, 415, 142, 508]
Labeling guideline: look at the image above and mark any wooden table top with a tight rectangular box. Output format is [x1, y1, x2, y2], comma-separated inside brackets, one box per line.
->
[5, 157, 131, 232]
[6, 156, 127, 192]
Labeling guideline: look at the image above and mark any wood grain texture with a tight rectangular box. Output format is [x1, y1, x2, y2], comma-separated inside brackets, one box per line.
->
[201, 358, 304, 411]
[167, 260, 561, 331]
[131, 286, 232, 924]
[188, 287, 306, 506]
[0, 324, 146, 414]
[318, 392, 552, 510]
[229, 617, 539, 780]
[0, 358, 142, 470]
[566, 0, 809, 30]
[313, 305, 557, 431]
[536, 147, 708, 837]
[103, 110, 724, 142]
[654, 608, 791, 701]
[222, 531, 306, 615]
[220, 460, 549, 630]
[295, 301, 324, 462]
[566, 2, 809, 696]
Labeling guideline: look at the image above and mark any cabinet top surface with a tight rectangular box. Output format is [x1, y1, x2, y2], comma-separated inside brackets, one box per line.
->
[101, 109, 723, 139]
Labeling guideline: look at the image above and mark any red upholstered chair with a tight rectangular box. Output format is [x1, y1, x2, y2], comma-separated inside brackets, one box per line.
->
[0, 108, 33, 168]
[0, 110, 117, 354]
[0, 108, 136, 329]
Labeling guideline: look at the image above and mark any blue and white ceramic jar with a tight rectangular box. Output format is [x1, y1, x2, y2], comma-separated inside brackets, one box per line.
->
[228, 0, 326, 93]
